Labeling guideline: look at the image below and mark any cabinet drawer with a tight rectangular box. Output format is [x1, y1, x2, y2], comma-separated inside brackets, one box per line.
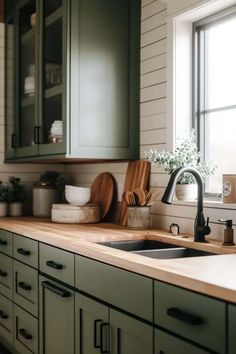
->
[13, 261, 38, 317]
[40, 243, 74, 286]
[228, 304, 236, 354]
[75, 255, 152, 322]
[0, 293, 13, 351]
[13, 234, 38, 269]
[154, 281, 226, 353]
[14, 304, 38, 354]
[155, 329, 210, 354]
[0, 230, 12, 257]
[0, 254, 13, 300]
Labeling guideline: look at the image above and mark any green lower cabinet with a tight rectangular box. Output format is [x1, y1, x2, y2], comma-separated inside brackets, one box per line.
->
[110, 309, 153, 354]
[75, 293, 109, 354]
[228, 304, 236, 354]
[155, 329, 210, 354]
[39, 275, 74, 354]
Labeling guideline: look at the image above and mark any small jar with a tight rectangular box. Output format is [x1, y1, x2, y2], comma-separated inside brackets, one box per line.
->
[127, 206, 150, 229]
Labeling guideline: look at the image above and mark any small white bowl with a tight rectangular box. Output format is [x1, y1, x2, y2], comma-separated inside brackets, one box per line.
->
[65, 185, 91, 206]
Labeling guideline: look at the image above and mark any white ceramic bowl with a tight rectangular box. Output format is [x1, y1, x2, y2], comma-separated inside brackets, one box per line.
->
[65, 185, 91, 206]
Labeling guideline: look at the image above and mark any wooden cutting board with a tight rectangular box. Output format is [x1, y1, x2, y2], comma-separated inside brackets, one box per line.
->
[89, 172, 115, 219]
[119, 160, 150, 226]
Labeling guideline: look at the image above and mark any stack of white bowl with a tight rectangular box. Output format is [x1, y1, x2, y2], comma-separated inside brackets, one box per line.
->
[49, 120, 63, 143]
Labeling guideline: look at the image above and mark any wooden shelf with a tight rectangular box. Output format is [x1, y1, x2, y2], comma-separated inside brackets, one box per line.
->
[21, 96, 35, 107]
[21, 28, 35, 44]
[45, 84, 62, 99]
[45, 7, 63, 27]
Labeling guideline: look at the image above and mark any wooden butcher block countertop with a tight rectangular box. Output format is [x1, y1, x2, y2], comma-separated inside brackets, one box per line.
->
[0, 217, 236, 303]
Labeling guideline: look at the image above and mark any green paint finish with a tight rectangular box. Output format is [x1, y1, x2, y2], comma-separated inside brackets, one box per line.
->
[13, 234, 38, 269]
[0, 254, 13, 300]
[154, 281, 226, 354]
[155, 329, 210, 354]
[14, 304, 39, 354]
[0, 293, 13, 352]
[110, 309, 153, 354]
[39, 275, 74, 354]
[0, 230, 12, 257]
[13, 260, 38, 317]
[75, 293, 109, 354]
[75, 255, 153, 322]
[228, 304, 236, 354]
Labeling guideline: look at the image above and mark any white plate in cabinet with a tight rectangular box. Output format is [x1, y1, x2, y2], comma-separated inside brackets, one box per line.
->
[0, 254, 13, 300]
[39, 243, 74, 286]
[13, 260, 38, 317]
[13, 234, 38, 269]
[0, 293, 13, 352]
[14, 304, 38, 354]
[0, 230, 12, 257]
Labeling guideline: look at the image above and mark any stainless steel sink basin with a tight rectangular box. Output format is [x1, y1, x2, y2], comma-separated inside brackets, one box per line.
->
[97, 240, 215, 259]
[133, 247, 214, 259]
[98, 240, 181, 252]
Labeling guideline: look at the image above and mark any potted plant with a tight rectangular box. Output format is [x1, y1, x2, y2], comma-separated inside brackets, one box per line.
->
[7, 177, 27, 216]
[0, 181, 8, 217]
[33, 171, 65, 217]
[145, 130, 216, 201]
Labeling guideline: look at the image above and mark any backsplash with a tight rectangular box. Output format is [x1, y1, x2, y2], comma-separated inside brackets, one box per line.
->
[0, 1, 235, 239]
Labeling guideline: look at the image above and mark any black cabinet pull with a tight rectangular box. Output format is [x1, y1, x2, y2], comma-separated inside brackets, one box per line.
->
[34, 126, 40, 144]
[167, 307, 204, 325]
[0, 239, 7, 246]
[17, 248, 31, 256]
[94, 319, 102, 348]
[19, 328, 32, 340]
[0, 270, 7, 277]
[100, 322, 109, 353]
[0, 310, 8, 319]
[18, 281, 32, 291]
[41, 280, 71, 298]
[11, 133, 16, 149]
[46, 260, 63, 270]
[117, 328, 121, 354]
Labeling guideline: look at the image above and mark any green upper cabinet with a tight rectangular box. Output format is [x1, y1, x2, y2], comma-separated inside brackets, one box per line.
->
[5, 0, 140, 162]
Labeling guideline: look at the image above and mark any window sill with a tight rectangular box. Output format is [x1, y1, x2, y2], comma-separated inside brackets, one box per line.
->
[173, 199, 236, 210]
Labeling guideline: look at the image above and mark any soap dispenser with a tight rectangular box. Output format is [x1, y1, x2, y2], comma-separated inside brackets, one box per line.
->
[219, 219, 235, 246]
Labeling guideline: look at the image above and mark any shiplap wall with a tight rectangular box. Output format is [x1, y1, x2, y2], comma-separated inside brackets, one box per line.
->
[0, 23, 65, 211]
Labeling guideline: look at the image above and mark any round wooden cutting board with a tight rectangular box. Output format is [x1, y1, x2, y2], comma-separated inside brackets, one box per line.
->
[89, 172, 115, 219]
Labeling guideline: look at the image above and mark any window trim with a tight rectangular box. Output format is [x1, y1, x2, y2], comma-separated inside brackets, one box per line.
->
[193, 5, 236, 199]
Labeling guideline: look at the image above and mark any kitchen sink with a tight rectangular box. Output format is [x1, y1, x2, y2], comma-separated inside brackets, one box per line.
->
[97, 240, 215, 259]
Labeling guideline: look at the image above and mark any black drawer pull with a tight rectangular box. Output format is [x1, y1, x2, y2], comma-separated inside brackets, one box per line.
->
[46, 260, 63, 270]
[117, 328, 121, 354]
[0, 239, 7, 246]
[0, 310, 8, 319]
[100, 322, 109, 353]
[94, 319, 102, 348]
[41, 280, 71, 298]
[18, 281, 32, 291]
[0, 270, 7, 277]
[19, 328, 32, 340]
[17, 248, 31, 256]
[167, 307, 204, 325]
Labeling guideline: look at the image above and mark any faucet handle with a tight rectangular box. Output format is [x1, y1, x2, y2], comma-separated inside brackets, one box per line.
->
[204, 217, 211, 236]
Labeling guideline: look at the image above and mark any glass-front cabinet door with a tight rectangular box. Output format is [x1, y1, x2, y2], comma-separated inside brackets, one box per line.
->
[15, 0, 38, 157]
[38, 0, 66, 156]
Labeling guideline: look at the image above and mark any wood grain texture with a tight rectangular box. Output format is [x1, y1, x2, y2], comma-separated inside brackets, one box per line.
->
[119, 160, 150, 226]
[0, 218, 236, 303]
[89, 172, 115, 219]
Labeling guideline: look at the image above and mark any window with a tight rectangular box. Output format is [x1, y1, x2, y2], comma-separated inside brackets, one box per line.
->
[194, 6, 236, 197]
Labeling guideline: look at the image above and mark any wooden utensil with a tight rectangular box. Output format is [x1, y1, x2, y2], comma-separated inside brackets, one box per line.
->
[119, 160, 150, 225]
[89, 172, 115, 219]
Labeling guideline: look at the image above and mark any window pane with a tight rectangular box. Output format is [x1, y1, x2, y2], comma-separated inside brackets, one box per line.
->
[205, 17, 236, 109]
[204, 109, 236, 194]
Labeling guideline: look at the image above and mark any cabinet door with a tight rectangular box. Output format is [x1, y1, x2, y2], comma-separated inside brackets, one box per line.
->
[75, 293, 109, 354]
[38, 0, 66, 156]
[228, 304, 236, 354]
[15, 0, 39, 158]
[39, 275, 74, 354]
[110, 309, 153, 354]
[155, 329, 210, 354]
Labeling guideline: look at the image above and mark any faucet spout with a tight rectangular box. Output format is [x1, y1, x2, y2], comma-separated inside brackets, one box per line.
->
[161, 166, 210, 242]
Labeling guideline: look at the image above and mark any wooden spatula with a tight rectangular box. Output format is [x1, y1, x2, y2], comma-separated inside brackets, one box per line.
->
[119, 160, 150, 226]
